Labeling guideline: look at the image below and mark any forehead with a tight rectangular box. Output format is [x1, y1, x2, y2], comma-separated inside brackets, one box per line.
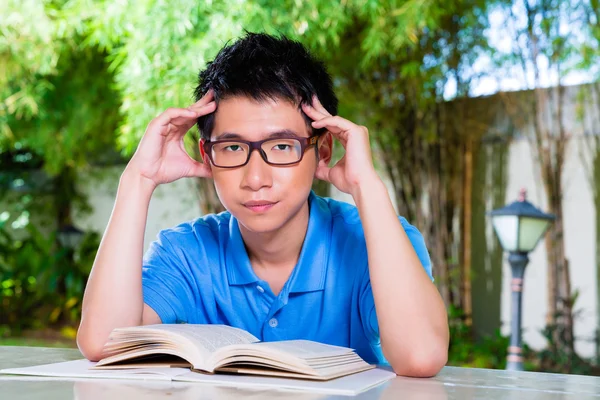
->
[211, 96, 309, 140]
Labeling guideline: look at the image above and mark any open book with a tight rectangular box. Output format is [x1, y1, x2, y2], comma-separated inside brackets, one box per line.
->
[94, 324, 375, 381]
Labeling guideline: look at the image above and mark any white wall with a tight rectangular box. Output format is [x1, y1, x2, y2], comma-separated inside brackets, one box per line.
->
[75, 166, 201, 253]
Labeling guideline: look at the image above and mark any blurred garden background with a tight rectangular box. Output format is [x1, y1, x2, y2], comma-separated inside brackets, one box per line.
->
[3, 0, 600, 375]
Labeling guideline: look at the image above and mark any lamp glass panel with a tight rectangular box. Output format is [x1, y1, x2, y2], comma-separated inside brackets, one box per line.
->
[57, 232, 68, 248]
[70, 232, 84, 249]
[65, 233, 78, 249]
[491, 215, 518, 251]
[518, 217, 550, 252]
[58, 230, 84, 250]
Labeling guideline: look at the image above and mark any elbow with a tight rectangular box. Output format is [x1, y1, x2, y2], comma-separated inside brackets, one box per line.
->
[387, 343, 448, 378]
[76, 323, 107, 362]
[76, 311, 143, 361]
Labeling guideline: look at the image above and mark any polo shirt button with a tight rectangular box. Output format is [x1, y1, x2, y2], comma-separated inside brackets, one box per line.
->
[256, 285, 265, 293]
[268, 318, 278, 328]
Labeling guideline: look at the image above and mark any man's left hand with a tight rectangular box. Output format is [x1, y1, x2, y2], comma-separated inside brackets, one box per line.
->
[302, 96, 380, 197]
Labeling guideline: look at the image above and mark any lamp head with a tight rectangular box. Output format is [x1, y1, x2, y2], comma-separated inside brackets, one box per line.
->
[488, 188, 555, 253]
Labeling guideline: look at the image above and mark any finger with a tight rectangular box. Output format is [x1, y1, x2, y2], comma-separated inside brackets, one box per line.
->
[157, 102, 216, 133]
[178, 101, 216, 132]
[152, 107, 198, 129]
[311, 115, 356, 131]
[301, 95, 331, 121]
[301, 102, 327, 122]
[188, 100, 216, 117]
[312, 95, 331, 116]
[311, 116, 358, 142]
[190, 89, 214, 108]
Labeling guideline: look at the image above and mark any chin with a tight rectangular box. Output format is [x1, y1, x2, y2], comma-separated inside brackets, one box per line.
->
[235, 214, 286, 234]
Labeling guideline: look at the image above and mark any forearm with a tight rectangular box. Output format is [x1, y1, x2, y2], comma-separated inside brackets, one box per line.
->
[353, 177, 449, 377]
[77, 168, 155, 359]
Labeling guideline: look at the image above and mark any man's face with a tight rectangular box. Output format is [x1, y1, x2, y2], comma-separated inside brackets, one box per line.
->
[204, 96, 319, 234]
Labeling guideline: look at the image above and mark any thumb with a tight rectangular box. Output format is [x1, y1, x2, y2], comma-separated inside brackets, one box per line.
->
[185, 159, 213, 179]
[315, 160, 331, 182]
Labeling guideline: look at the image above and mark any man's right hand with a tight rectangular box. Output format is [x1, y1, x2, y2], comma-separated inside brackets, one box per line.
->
[126, 90, 216, 190]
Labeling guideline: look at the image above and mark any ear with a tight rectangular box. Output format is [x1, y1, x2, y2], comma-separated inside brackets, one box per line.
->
[317, 132, 333, 165]
[199, 139, 212, 169]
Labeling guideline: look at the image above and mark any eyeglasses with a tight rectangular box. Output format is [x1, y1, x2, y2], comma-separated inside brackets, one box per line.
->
[203, 133, 321, 168]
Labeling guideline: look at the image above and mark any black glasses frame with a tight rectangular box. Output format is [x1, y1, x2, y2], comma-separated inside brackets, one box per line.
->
[203, 133, 321, 168]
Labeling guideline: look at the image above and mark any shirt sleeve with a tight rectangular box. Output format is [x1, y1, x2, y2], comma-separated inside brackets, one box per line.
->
[359, 216, 433, 344]
[142, 230, 194, 324]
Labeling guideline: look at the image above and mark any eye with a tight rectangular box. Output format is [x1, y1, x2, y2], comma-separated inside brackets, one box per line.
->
[273, 143, 292, 151]
[224, 144, 243, 152]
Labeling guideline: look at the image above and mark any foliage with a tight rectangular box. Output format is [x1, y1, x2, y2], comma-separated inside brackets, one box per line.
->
[447, 305, 600, 375]
[447, 306, 510, 369]
[0, 0, 487, 156]
[527, 292, 600, 375]
[0, 336, 75, 348]
[532, 322, 596, 375]
[1, 1, 121, 176]
[0, 211, 100, 337]
[1, 1, 120, 338]
[580, 0, 600, 80]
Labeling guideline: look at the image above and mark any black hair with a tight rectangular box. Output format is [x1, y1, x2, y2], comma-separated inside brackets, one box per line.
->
[194, 32, 338, 140]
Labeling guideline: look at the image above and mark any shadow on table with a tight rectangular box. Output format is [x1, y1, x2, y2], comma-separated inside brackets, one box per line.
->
[73, 374, 449, 400]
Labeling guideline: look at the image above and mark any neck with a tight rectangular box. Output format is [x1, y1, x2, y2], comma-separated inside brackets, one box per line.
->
[239, 201, 310, 270]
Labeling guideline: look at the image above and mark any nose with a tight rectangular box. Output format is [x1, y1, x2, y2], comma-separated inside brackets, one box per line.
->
[240, 149, 273, 191]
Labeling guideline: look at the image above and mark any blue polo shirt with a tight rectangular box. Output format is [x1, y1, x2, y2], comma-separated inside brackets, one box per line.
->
[142, 192, 432, 364]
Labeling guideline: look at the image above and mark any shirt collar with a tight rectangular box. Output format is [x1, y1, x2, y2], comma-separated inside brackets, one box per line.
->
[226, 191, 332, 293]
[226, 214, 259, 285]
[286, 191, 331, 293]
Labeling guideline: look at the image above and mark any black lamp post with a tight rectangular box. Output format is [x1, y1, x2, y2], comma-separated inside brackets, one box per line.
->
[488, 188, 555, 371]
[56, 224, 84, 298]
[57, 224, 85, 253]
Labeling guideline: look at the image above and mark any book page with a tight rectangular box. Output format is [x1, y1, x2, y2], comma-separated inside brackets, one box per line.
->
[218, 363, 375, 380]
[98, 324, 259, 370]
[0, 359, 188, 380]
[160, 324, 260, 352]
[245, 340, 354, 359]
[207, 339, 363, 373]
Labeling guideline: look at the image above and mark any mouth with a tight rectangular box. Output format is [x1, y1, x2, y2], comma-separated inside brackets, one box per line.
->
[243, 200, 278, 213]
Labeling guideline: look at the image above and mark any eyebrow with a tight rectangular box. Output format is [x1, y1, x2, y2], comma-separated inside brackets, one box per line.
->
[213, 129, 304, 141]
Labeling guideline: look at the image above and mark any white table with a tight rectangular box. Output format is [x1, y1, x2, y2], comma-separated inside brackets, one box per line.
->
[1, 346, 600, 399]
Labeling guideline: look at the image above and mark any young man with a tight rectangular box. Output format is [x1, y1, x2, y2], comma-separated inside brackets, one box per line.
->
[77, 33, 449, 377]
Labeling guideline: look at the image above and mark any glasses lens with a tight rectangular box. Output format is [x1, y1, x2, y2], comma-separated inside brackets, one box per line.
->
[262, 139, 302, 165]
[211, 142, 249, 167]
